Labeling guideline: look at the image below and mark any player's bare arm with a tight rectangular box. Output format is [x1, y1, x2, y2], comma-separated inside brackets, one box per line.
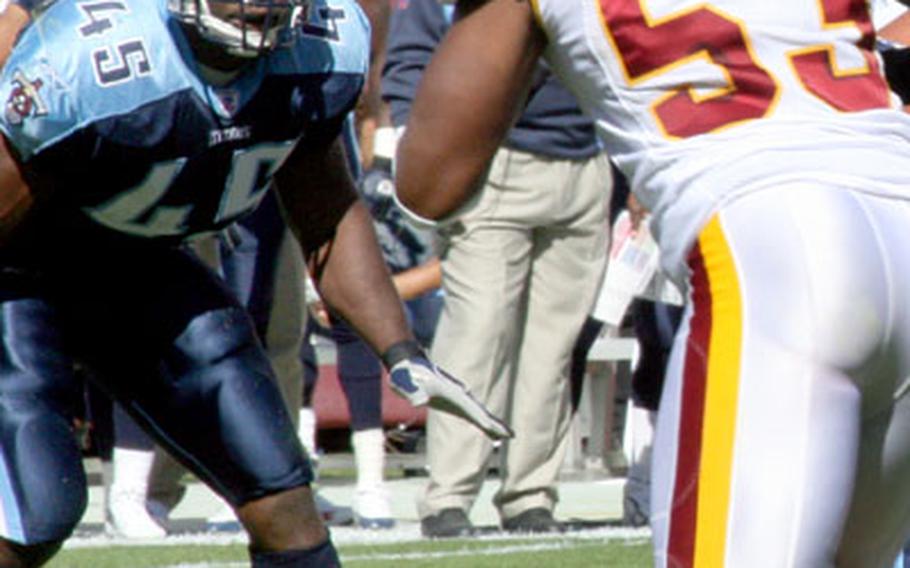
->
[394, 0, 546, 220]
[276, 133, 512, 440]
[274, 134, 413, 357]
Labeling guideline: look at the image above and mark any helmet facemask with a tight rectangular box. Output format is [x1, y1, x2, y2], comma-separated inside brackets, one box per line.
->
[168, 0, 301, 59]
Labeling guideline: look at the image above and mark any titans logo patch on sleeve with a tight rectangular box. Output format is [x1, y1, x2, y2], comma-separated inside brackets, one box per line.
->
[4, 70, 48, 126]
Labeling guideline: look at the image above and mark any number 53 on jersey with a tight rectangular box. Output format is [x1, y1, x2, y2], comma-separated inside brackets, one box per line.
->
[599, 0, 892, 139]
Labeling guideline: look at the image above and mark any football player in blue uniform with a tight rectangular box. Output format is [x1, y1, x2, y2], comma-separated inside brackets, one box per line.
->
[0, 0, 511, 565]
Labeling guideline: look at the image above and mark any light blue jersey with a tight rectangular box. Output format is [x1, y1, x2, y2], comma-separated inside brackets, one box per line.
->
[0, 0, 369, 239]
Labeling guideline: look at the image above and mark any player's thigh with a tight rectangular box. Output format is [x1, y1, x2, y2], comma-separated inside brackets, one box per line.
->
[652, 185, 888, 568]
[0, 289, 87, 544]
[74, 246, 310, 506]
[154, 306, 310, 506]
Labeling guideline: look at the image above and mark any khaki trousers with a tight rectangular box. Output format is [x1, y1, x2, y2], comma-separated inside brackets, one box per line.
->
[419, 147, 611, 521]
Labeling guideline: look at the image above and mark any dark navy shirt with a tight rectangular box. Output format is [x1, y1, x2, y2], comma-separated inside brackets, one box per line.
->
[382, 0, 600, 160]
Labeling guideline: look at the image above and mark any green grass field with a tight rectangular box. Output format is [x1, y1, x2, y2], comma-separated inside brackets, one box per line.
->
[49, 532, 653, 567]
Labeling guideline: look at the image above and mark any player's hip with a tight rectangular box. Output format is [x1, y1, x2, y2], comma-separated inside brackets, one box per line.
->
[683, 184, 910, 396]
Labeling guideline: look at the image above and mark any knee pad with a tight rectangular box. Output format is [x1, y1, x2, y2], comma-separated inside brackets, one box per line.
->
[0, 302, 87, 544]
[173, 307, 264, 372]
[0, 399, 87, 544]
[145, 308, 312, 507]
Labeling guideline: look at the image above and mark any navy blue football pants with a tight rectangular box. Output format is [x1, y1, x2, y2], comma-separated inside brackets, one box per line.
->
[0, 237, 311, 544]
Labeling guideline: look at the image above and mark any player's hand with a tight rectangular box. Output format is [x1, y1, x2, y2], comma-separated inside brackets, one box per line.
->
[626, 193, 649, 232]
[383, 341, 513, 441]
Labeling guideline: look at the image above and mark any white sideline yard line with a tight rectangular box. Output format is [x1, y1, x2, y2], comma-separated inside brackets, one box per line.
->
[63, 525, 650, 549]
[68, 524, 640, 546]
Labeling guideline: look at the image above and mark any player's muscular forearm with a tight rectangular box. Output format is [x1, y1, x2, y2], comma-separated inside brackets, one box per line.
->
[394, 0, 545, 220]
[309, 200, 413, 354]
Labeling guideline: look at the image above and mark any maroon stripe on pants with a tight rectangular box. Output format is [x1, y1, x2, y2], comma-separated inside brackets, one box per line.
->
[667, 242, 713, 567]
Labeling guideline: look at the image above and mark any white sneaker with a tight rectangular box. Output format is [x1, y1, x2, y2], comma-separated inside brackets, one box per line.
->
[104, 448, 166, 539]
[105, 488, 167, 539]
[350, 429, 393, 528]
[354, 486, 395, 529]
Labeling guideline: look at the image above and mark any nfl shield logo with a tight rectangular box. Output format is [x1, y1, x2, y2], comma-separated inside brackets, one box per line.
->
[214, 89, 240, 117]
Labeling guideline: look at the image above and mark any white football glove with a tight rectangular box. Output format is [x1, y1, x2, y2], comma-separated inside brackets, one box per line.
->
[383, 341, 513, 441]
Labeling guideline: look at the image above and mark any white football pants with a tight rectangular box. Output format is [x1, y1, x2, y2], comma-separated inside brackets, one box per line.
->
[652, 183, 910, 568]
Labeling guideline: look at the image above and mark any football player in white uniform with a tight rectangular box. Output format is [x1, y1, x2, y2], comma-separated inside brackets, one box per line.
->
[396, 0, 910, 566]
